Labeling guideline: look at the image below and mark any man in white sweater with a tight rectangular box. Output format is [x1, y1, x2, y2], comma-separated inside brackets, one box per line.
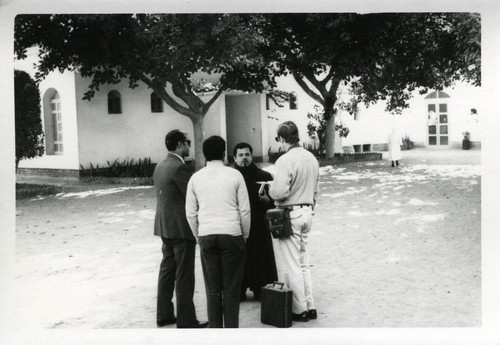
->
[269, 121, 320, 323]
[185, 135, 250, 328]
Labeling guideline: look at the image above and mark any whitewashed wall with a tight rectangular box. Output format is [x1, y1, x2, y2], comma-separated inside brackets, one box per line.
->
[75, 76, 227, 168]
[264, 76, 331, 153]
[264, 74, 482, 152]
[16, 48, 81, 170]
[340, 82, 482, 149]
[75, 76, 193, 168]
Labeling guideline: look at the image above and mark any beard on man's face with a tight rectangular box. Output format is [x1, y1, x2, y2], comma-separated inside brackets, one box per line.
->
[237, 158, 251, 167]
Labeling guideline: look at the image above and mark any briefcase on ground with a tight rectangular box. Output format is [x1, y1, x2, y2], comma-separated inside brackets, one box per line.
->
[261, 282, 292, 328]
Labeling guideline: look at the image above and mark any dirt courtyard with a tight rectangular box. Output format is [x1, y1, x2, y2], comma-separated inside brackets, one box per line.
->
[11, 148, 481, 334]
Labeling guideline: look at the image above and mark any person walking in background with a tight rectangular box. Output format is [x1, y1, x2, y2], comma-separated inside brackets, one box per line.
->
[185, 136, 250, 328]
[232, 142, 277, 301]
[153, 129, 208, 329]
[269, 121, 320, 323]
[387, 126, 403, 167]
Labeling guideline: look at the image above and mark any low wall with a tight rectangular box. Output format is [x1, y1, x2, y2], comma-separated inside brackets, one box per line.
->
[369, 143, 388, 151]
[451, 141, 481, 150]
[17, 167, 80, 180]
[318, 152, 382, 166]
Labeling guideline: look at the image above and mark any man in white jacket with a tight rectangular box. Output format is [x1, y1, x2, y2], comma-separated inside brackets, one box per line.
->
[185, 135, 250, 328]
[269, 121, 320, 322]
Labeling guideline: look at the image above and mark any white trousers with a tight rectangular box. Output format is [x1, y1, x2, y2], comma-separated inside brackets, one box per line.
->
[276, 207, 315, 314]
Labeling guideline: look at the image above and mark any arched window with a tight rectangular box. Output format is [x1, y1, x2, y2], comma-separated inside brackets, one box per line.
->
[42, 88, 63, 155]
[51, 96, 63, 153]
[425, 91, 450, 99]
[150, 92, 163, 113]
[108, 90, 122, 114]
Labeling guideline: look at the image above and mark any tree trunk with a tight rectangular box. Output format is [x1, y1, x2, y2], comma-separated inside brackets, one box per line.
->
[324, 114, 336, 158]
[190, 115, 206, 171]
[323, 98, 337, 158]
[319, 86, 341, 158]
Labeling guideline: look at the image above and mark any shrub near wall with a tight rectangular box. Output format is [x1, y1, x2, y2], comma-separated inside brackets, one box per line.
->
[268, 147, 286, 163]
[80, 157, 156, 178]
[268, 145, 382, 165]
[318, 152, 382, 166]
[402, 135, 414, 150]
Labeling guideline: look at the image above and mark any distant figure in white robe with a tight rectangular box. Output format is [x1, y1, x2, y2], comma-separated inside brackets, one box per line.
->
[387, 127, 403, 167]
[465, 108, 479, 140]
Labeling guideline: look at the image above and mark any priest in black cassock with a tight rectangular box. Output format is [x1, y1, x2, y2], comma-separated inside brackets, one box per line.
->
[232, 142, 278, 301]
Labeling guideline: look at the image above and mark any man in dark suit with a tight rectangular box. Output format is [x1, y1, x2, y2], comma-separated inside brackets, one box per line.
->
[153, 129, 208, 329]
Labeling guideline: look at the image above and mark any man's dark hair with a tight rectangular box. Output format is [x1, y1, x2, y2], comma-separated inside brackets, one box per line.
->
[203, 136, 226, 161]
[277, 121, 300, 144]
[232, 142, 253, 157]
[165, 130, 187, 151]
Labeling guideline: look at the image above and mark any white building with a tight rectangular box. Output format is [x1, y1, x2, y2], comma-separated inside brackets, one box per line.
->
[338, 82, 482, 152]
[15, 49, 481, 178]
[266, 76, 482, 154]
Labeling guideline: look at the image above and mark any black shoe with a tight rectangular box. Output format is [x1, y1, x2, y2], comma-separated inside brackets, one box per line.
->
[307, 309, 317, 320]
[391, 162, 395, 167]
[178, 320, 209, 329]
[157, 317, 176, 327]
[291, 311, 310, 322]
[396, 160, 399, 166]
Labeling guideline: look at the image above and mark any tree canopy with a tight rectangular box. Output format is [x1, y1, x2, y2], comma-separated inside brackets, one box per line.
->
[15, 69, 44, 169]
[260, 13, 481, 156]
[15, 13, 480, 161]
[15, 14, 276, 169]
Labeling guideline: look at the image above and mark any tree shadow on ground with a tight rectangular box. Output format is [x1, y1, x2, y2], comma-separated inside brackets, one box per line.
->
[310, 161, 481, 327]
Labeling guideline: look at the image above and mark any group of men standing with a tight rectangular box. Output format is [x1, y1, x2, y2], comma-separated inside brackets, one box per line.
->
[153, 121, 319, 328]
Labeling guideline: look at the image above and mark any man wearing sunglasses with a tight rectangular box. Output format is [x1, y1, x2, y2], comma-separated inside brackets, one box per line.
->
[153, 129, 208, 328]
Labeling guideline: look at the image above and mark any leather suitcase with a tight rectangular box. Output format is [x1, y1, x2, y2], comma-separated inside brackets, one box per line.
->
[260, 282, 292, 328]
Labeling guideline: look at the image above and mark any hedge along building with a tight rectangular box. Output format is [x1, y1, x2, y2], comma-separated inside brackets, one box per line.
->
[15, 48, 481, 179]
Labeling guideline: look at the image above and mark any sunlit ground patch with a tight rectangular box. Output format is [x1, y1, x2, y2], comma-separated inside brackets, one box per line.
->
[408, 198, 438, 206]
[57, 186, 153, 199]
[97, 209, 155, 224]
[393, 213, 446, 226]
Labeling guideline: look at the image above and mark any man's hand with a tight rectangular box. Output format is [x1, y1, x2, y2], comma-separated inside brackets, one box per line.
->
[258, 193, 271, 205]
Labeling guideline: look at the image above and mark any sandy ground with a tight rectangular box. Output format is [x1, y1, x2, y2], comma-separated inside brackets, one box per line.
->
[11, 148, 481, 332]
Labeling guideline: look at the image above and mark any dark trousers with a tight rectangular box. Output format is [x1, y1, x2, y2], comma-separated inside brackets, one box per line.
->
[157, 237, 197, 328]
[198, 235, 245, 328]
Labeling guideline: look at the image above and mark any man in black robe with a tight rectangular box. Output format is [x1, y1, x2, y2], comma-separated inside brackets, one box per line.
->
[232, 142, 278, 301]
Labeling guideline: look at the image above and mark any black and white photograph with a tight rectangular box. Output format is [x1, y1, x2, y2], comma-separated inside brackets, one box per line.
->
[1, 0, 499, 344]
